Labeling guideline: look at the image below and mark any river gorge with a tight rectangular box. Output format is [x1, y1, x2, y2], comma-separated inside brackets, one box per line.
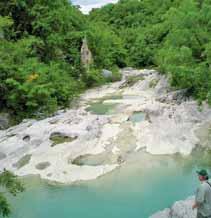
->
[1, 69, 211, 218]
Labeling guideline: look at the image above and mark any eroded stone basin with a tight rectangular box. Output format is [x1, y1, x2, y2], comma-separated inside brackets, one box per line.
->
[71, 152, 119, 166]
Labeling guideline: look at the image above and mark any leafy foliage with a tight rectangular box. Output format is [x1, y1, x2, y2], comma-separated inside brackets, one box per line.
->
[87, 22, 127, 69]
[0, 0, 124, 120]
[90, 0, 211, 104]
[2, 0, 211, 217]
[0, 170, 24, 217]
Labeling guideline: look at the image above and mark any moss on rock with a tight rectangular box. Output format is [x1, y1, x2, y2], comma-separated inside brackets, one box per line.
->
[50, 132, 77, 147]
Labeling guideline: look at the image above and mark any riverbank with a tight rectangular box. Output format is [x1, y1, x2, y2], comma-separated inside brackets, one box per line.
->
[1, 69, 211, 185]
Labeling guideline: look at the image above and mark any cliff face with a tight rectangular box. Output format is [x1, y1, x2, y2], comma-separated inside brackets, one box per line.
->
[80, 38, 92, 68]
[150, 197, 196, 218]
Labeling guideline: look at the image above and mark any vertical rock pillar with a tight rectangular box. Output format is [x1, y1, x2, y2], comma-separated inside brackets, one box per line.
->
[80, 37, 93, 71]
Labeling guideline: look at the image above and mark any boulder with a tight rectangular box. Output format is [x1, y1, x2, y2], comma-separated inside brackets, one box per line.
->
[102, 69, 113, 78]
[150, 196, 196, 218]
[0, 113, 11, 130]
[81, 37, 92, 68]
[156, 89, 189, 105]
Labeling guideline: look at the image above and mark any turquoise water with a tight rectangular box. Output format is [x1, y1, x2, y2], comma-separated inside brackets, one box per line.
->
[86, 95, 123, 115]
[86, 101, 119, 115]
[6, 152, 211, 218]
[129, 112, 146, 123]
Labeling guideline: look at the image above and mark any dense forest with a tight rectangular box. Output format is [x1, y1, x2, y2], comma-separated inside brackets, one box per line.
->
[1, 0, 211, 122]
[90, 0, 211, 103]
[0, 0, 125, 121]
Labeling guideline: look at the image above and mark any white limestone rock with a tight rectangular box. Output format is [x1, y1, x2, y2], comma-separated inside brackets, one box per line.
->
[150, 197, 196, 218]
[1, 68, 211, 184]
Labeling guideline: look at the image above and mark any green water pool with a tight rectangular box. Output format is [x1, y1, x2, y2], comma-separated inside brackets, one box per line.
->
[5, 151, 211, 218]
[85, 94, 146, 115]
[129, 112, 146, 123]
[86, 101, 119, 115]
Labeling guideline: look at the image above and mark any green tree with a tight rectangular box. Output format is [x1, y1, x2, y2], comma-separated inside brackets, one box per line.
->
[87, 21, 127, 69]
[0, 1, 86, 119]
[90, 0, 211, 104]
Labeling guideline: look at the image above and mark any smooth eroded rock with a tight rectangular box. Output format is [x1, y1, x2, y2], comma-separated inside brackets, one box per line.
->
[102, 69, 112, 78]
[150, 197, 196, 218]
[13, 154, 32, 169]
[0, 152, 6, 160]
[0, 113, 11, 130]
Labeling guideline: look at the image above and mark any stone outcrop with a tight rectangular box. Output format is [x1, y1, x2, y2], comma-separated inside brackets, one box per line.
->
[150, 197, 196, 218]
[102, 69, 113, 78]
[81, 37, 92, 68]
[0, 112, 11, 130]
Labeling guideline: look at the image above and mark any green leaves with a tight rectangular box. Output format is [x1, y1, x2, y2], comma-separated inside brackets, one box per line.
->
[2, 0, 211, 119]
[0, 195, 10, 217]
[0, 170, 24, 196]
[0, 170, 24, 217]
[154, 0, 211, 102]
[89, 0, 211, 104]
[87, 22, 127, 69]
[0, 1, 87, 119]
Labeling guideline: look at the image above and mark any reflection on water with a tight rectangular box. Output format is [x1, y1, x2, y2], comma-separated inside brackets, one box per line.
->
[5, 151, 211, 218]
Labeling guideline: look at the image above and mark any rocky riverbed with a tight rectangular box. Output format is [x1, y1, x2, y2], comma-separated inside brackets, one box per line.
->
[1, 69, 211, 217]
